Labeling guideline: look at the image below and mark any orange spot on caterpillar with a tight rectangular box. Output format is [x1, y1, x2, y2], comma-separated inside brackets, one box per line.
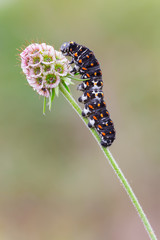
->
[103, 102, 106, 105]
[70, 48, 72, 52]
[98, 125, 102, 129]
[74, 53, 78, 57]
[100, 114, 103, 117]
[102, 132, 106, 136]
[94, 82, 97, 85]
[98, 103, 100, 107]
[82, 67, 87, 70]
[106, 123, 108, 126]
[86, 73, 90, 78]
[89, 105, 94, 109]
[87, 93, 90, 97]
[91, 63, 94, 66]
[93, 116, 97, 120]
[109, 132, 112, 134]
[86, 82, 89, 86]
[95, 93, 98, 96]
[94, 72, 97, 76]
[79, 59, 82, 63]
[86, 55, 89, 58]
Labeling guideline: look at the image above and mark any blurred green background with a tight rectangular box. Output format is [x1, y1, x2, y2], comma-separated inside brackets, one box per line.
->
[0, 0, 160, 239]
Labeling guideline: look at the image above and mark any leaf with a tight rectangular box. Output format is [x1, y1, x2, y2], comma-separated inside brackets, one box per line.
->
[61, 80, 70, 93]
[51, 88, 55, 102]
[74, 72, 79, 76]
[48, 88, 55, 111]
[55, 86, 59, 97]
[43, 97, 46, 115]
[62, 77, 74, 85]
[69, 75, 89, 82]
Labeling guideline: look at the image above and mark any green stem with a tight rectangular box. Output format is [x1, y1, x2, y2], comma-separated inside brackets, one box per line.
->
[59, 83, 157, 240]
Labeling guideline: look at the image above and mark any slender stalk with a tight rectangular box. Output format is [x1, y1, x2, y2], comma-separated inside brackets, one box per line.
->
[59, 83, 157, 240]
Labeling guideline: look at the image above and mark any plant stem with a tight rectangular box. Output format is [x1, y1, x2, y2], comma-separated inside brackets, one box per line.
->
[59, 83, 157, 240]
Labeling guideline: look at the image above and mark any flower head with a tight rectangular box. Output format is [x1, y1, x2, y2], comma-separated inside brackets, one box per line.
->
[20, 43, 72, 97]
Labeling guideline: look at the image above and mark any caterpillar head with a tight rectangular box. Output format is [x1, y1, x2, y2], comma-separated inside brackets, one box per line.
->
[60, 41, 78, 56]
[60, 42, 71, 55]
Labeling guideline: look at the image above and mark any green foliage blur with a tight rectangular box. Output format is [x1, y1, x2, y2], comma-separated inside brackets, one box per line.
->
[0, 0, 160, 239]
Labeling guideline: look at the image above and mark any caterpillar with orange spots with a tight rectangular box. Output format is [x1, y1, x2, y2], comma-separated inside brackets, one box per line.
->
[61, 41, 115, 147]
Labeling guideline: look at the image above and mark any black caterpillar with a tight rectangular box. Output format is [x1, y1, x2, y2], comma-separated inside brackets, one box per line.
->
[60, 41, 116, 147]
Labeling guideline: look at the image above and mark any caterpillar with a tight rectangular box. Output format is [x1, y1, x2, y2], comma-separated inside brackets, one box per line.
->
[60, 41, 116, 147]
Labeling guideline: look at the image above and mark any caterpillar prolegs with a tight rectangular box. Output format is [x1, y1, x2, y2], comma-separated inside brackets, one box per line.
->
[60, 41, 116, 147]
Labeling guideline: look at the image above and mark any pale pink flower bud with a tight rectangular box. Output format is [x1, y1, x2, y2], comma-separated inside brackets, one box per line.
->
[53, 61, 68, 76]
[27, 76, 44, 90]
[36, 87, 50, 98]
[41, 51, 55, 65]
[55, 50, 66, 61]
[28, 53, 43, 67]
[44, 72, 60, 88]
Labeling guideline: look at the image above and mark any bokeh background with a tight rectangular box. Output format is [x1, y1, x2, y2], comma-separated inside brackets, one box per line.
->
[0, 0, 160, 239]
